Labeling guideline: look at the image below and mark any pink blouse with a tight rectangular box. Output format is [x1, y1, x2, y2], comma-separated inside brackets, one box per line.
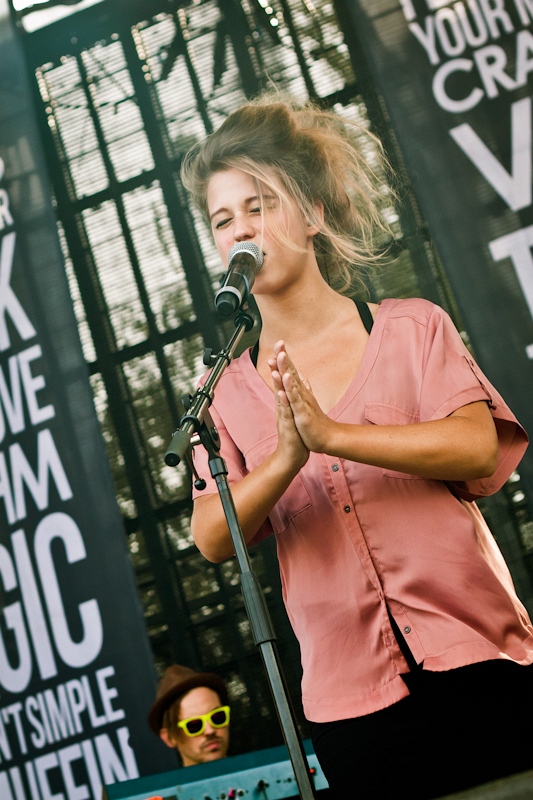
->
[192, 298, 533, 722]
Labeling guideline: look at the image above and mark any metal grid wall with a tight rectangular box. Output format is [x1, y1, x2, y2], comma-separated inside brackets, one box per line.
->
[15, 0, 533, 755]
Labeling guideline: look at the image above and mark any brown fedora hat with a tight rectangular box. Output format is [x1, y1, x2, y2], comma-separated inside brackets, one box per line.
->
[148, 664, 228, 735]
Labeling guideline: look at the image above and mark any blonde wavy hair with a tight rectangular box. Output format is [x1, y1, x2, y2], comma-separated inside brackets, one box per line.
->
[180, 92, 395, 293]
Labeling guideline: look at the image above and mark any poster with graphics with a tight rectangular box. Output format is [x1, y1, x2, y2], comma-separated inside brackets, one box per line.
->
[343, 0, 533, 502]
[0, 4, 177, 799]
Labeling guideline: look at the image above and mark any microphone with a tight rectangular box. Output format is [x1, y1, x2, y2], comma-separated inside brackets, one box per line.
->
[214, 242, 264, 316]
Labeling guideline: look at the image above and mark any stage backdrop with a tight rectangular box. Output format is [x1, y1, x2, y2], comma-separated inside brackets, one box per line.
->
[0, 3, 177, 799]
[341, 0, 533, 498]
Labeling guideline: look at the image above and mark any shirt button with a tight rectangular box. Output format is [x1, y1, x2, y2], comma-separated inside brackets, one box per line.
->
[403, 626, 411, 634]
[343, 505, 351, 513]
[332, 463, 339, 472]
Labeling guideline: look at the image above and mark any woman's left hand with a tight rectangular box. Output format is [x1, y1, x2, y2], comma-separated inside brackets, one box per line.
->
[271, 341, 334, 453]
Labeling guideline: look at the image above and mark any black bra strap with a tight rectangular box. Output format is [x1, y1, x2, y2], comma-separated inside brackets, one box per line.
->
[355, 299, 374, 334]
[250, 340, 259, 367]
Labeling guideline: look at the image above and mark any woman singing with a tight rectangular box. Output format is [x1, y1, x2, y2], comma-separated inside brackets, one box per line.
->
[181, 93, 533, 799]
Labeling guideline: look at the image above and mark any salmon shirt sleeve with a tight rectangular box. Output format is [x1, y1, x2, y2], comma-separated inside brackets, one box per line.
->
[190, 363, 275, 543]
[416, 302, 528, 500]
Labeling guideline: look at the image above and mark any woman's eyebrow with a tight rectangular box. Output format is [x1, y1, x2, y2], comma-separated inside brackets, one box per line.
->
[209, 207, 229, 222]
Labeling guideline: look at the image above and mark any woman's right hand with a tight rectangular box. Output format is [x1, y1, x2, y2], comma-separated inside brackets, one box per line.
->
[191, 360, 309, 563]
[268, 356, 310, 474]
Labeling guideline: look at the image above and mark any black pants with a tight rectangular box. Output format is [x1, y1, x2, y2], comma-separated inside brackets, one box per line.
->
[309, 661, 533, 800]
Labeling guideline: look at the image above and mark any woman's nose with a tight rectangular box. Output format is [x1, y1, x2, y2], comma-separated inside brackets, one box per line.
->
[233, 214, 255, 241]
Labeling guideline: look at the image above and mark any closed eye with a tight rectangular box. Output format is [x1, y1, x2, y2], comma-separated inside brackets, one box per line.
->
[256, 198, 278, 212]
[215, 217, 232, 229]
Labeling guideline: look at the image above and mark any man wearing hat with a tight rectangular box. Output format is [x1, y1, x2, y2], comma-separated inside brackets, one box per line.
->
[148, 664, 231, 767]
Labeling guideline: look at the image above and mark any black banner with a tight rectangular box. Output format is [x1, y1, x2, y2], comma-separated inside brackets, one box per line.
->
[340, 0, 533, 504]
[0, 3, 176, 798]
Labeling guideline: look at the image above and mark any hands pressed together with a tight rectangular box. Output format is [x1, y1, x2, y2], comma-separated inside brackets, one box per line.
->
[267, 340, 333, 472]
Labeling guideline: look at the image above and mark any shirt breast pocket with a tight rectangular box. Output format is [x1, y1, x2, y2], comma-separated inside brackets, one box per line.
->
[244, 434, 312, 534]
[364, 402, 424, 480]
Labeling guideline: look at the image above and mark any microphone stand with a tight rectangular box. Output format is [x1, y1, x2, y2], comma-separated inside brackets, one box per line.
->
[165, 305, 317, 800]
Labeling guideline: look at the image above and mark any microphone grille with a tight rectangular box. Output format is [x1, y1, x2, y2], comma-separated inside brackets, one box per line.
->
[228, 241, 264, 268]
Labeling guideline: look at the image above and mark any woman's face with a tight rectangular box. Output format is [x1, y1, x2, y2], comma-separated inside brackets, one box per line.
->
[206, 167, 317, 298]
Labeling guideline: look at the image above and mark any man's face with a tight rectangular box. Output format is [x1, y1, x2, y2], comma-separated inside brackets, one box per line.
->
[162, 686, 230, 767]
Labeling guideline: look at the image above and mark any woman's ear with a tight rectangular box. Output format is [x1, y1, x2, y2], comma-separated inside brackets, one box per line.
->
[306, 201, 324, 236]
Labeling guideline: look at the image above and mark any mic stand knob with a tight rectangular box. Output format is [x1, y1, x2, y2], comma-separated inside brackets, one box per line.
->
[203, 348, 216, 366]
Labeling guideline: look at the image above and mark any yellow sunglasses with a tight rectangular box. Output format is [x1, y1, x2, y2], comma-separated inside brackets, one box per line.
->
[177, 705, 230, 737]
